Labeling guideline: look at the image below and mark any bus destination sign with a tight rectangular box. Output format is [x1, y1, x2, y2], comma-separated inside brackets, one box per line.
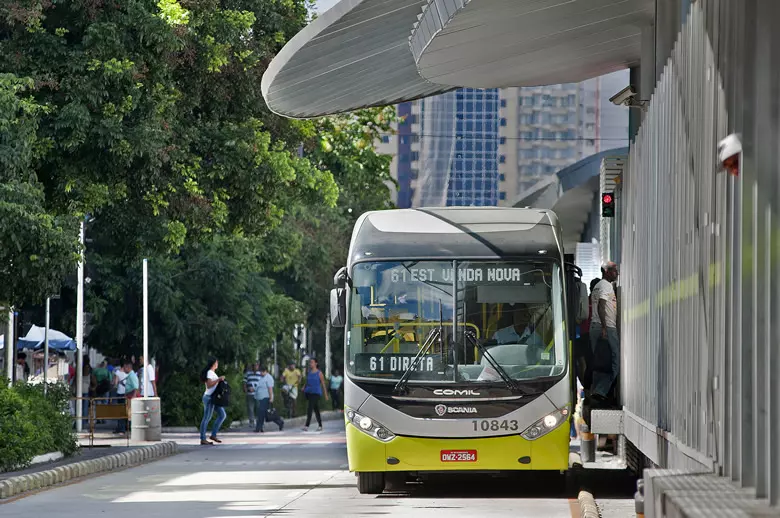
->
[354, 353, 442, 375]
[388, 265, 539, 285]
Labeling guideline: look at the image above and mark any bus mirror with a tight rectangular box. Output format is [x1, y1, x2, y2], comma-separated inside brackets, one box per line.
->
[330, 288, 346, 328]
[333, 266, 349, 288]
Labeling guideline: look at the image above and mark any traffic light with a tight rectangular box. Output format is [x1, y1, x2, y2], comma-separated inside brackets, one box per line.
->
[601, 192, 615, 218]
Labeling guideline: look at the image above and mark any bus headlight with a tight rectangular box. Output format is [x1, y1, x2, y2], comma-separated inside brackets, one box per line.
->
[521, 407, 570, 441]
[346, 407, 395, 442]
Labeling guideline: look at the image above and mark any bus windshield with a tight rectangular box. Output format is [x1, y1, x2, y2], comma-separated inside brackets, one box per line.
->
[346, 260, 567, 383]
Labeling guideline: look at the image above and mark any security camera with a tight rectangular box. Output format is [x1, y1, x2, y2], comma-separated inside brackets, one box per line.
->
[718, 133, 742, 176]
[609, 86, 637, 106]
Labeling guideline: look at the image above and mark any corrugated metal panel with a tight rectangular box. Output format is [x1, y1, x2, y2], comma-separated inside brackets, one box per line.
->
[619, 0, 780, 513]
[622, 0, 725, 476]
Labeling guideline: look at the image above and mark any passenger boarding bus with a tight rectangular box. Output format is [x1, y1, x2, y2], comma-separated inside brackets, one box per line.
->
[329, 207, 582, 494]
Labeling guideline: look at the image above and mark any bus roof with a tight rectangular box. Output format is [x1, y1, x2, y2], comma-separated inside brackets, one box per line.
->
[347, 207, 562, 267]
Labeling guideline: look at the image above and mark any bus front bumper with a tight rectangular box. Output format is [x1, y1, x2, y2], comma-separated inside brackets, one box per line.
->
[346, 420, 570, 472]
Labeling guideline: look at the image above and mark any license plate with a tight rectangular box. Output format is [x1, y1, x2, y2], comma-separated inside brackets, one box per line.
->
[440, 450, 477, 462]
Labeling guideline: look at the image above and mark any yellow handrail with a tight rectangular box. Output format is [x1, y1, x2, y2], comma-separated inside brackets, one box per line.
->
[353, 321, 481, 339]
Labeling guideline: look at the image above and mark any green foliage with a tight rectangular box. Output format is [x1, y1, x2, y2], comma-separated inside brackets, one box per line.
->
[0, 73, 80, 307]
[0, 381, 78, 472]
[0, 180, 80, 306]
[0, 0, 334, 256]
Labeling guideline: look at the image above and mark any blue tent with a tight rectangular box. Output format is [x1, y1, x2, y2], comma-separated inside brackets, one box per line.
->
[16, 325, 76, 351]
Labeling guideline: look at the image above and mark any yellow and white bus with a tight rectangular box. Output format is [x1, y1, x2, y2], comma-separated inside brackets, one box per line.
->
[329, 207, 578, 494]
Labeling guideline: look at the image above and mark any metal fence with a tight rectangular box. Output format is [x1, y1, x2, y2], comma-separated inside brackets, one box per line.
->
[619, 0, 780, 507]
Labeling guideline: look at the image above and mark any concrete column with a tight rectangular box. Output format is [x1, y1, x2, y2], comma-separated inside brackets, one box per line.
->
[655, 0, 682, 80]
[628, 67, 642, 143]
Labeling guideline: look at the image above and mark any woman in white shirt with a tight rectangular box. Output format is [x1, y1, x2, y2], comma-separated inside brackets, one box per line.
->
[199, 357, 226, 445]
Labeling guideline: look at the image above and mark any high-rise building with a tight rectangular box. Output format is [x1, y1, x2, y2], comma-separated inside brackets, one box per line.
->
[499, 71, 630, 203]
[383, 71, 629, 209]
[412, 89, 501, 207]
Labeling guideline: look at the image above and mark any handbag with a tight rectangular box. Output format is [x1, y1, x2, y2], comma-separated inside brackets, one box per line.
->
[212, 380, 231, 407]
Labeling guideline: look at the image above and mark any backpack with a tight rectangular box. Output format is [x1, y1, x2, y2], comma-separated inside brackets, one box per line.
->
[96, 378, 111, 395]
[212, 380, 231, 407]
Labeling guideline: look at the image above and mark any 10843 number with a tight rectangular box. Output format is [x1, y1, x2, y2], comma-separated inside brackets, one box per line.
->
[472, 419, 519, 432]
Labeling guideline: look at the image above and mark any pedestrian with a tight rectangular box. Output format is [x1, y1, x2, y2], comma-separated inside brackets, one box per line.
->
[94, 361, 111, 399]
[589, 262, 620, 401]
[138, 355, 157, 397]
[199, 356, 227, 445]
[243, 362, 261, 428]
[15, 352, 30, 383]
[112, 360, 138, 434]
[281, 361, 302, 418]
[302, 359, 328, 432]
[254, 365, 284, 433]
[329, 369, 343, 411]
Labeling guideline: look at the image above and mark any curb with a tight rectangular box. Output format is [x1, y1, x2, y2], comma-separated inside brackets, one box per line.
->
[0, 442, 178, 500]
[578, 490, 600, 518]
[161, 410, 343, 433]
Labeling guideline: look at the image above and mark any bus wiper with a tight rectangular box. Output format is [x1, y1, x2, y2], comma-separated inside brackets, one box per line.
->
[393, 304, 444, 395]
[392, 326, 441, 395]
[465, 330, 518, 392]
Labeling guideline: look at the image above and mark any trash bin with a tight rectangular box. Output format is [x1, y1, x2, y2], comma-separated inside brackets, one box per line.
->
[130, 397, 161, 442]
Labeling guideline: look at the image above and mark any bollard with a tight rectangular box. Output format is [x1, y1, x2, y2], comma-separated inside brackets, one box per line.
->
[580, 423, 596, 463]
[0, 480, 12, 499]
[635, 478, 644, 517]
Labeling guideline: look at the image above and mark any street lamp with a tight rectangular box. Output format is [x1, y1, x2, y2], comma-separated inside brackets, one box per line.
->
[75, 214, 95, 432]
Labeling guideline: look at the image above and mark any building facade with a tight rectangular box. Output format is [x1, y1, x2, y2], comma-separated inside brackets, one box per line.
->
[384, 72, 628, 209]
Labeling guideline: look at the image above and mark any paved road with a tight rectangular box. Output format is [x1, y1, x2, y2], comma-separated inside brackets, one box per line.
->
[1, 421, 632, 517]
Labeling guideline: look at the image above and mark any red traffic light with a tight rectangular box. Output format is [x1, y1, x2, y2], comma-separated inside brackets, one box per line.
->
[602, 193, 613, 204]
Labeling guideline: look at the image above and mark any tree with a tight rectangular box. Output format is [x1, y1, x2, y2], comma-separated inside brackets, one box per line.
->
[0, 73, 79, 307]
[0, 0, 336, 255]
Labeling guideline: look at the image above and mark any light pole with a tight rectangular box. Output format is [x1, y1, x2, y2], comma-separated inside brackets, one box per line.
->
[44, 297, 50, 395]
[325, 314, 331, 379]
[4, 307, 13, 386]
[75, 220, 85, 432]
[142, 258, 150, 398]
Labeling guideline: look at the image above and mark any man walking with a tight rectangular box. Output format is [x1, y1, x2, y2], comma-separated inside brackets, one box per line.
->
[281, 361, 301, 418]
[243, 363, 261, 428]
[589, 262, 620, 401]
[254, 366, 284, 433]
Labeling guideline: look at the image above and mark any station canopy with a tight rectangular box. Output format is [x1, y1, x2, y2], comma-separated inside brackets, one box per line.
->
[262, 0, 653, 118]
